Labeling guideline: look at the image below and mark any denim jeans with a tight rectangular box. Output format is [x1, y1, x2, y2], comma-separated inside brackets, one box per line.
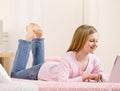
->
[11, 38, 44, 80]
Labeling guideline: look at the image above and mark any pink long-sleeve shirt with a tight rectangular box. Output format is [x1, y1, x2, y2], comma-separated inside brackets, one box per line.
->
[38, 51, 107, 82]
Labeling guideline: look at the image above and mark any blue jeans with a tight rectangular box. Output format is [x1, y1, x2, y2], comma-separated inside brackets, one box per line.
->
[11, 38, 44, 80]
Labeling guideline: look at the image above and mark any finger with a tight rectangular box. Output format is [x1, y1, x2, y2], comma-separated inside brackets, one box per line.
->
[84, 79, 89, 82]
[97, 75, 103, 82]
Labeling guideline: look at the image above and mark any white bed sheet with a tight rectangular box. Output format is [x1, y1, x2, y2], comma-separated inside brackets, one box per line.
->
[0, 80, 39, 91]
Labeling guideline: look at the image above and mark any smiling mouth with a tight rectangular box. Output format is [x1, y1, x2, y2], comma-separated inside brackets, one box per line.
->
[90, 46, 96, 50]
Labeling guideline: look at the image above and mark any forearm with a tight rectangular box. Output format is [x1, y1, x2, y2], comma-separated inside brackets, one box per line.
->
[58, 76, 83, 82]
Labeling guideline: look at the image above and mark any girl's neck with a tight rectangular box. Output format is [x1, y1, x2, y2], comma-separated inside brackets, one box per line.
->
[76, 51, 89, 62]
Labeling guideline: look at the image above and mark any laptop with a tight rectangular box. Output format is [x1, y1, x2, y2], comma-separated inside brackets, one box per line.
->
[108, 55, 120, 82]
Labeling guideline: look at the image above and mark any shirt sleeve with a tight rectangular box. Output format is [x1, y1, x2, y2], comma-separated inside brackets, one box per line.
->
[91, 55, 108, 82]
[58, 57, 83, 82]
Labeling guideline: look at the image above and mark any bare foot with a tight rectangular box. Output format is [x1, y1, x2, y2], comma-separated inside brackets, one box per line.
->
[33, 29, 43, 38]
[25, 23, 35, 41]
[26, 23, 43, 39]
[25, 30, 34, 41]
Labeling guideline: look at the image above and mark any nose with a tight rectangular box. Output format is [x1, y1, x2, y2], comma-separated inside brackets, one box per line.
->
[93, 41, 98, 48]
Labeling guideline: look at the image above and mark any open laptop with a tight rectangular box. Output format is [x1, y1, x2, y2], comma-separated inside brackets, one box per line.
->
[108, 55, 120, 82]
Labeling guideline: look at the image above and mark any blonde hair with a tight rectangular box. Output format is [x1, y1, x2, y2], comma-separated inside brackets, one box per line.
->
[67, 24, 97, 52]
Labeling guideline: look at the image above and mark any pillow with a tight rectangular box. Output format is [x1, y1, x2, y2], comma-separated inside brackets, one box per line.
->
[45, 56, 61, 62]
[0, 64, 11, 83]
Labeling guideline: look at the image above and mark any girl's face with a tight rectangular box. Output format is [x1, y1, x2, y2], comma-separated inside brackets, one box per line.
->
[82, 33, 99, 54]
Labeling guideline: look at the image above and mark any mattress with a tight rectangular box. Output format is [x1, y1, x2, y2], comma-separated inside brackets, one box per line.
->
[0, 79, 39, 91]
[1, 56, 120, 91]
[12, 78, 120, 91]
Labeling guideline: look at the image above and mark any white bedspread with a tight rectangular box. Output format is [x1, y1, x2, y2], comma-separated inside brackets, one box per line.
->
[0, 80, 39, 91]
[12, 78, 120, 91]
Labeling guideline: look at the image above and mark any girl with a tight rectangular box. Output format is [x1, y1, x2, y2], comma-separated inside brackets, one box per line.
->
[11, 23, 107, 82]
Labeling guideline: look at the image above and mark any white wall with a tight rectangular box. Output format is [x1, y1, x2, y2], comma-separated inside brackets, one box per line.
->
[1, 0, 120, 74]
[84, 0, 120, 73]
[7, 0, 84, 57]
[0, 0, 9, 32]
[98, 0, 120, 73]
[40, 0, 83, 56]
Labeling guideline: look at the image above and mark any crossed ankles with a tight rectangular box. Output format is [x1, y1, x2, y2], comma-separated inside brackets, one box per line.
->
[33, 29, 43, 39]
[25, 23, 43, 41]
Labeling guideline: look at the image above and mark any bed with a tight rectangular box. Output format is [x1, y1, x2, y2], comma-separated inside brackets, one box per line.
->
[0, 56, 120, 91]
[0, 78, 120, 91]
[0, 79, 39, 91]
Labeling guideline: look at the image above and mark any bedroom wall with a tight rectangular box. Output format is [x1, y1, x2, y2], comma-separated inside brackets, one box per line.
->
[84, 0, 120, 73]
[0, 0, 120, 74]
[98, 0, 120, 73]
[39, 0, 84, 56]
[0, 0, 9, 32]
[7, 0, 84, 57]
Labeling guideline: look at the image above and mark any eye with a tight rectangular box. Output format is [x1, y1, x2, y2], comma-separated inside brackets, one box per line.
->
[89, 39, 98, 43]
[89, 40, 94, 42]
[96, 40, 98, 43]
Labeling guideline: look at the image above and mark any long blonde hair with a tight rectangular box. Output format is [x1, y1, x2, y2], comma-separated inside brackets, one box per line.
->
[67, 24, 97, 52]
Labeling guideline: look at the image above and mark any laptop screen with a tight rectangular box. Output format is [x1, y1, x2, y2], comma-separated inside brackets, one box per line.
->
[108, 55, 120, 82]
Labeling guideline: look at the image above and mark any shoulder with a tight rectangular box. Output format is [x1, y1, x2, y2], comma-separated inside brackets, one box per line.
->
[59, 51, 76, 65]
[62, 51, 75, 59]
[89, 53, 101, 64]
[89, 53, 100, 60]
[61, 51, 76, 62]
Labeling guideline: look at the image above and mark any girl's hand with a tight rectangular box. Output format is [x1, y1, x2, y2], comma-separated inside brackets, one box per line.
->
[88, 74, 102, 82]
[82, 74, 103, 82]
